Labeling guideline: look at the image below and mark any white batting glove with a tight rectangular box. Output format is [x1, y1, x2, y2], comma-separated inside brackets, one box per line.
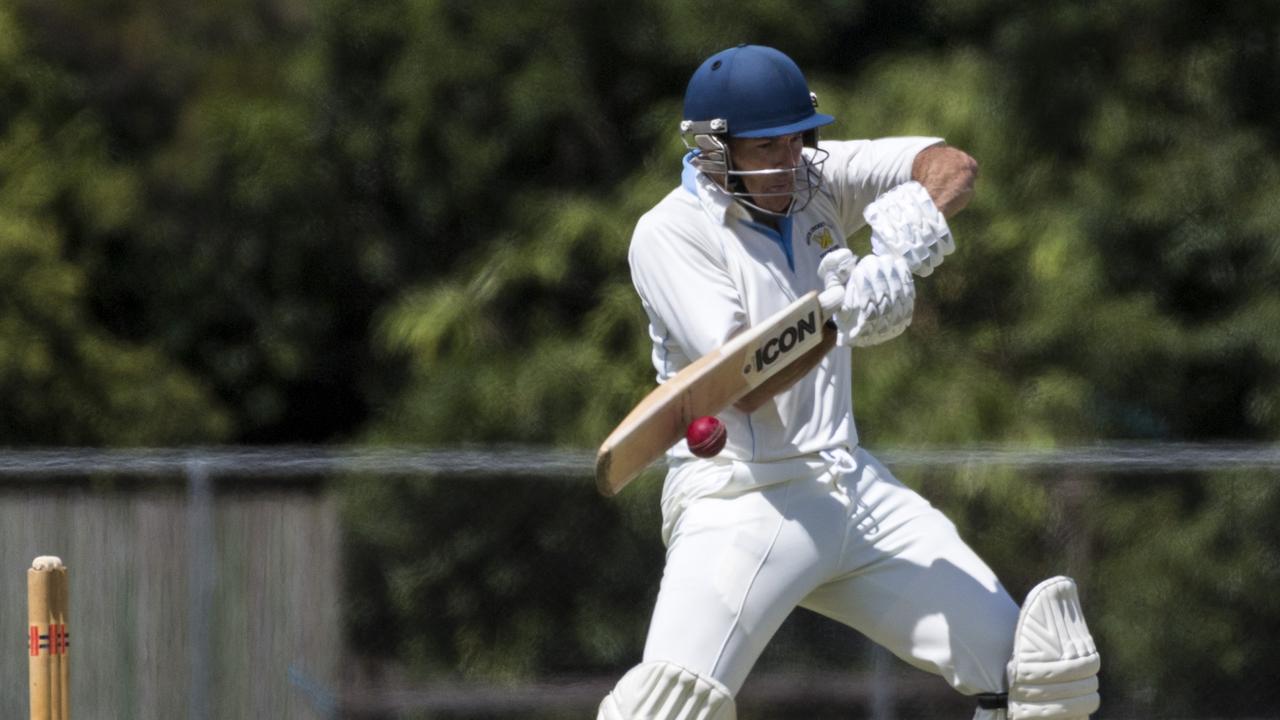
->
[816, 248, 856, 315]
[864, 181, 954, 277]
[835, 254, 915, 347]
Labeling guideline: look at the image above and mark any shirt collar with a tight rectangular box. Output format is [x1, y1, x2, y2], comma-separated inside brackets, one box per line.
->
[681, 151, 739, 226]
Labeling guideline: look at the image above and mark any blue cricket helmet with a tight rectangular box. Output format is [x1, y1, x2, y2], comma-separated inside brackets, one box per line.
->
[682, 45, 835, 138]
[679, 45, 835, 217]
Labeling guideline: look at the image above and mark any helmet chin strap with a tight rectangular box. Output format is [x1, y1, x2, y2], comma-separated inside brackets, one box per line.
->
[729, 178, 794, 219]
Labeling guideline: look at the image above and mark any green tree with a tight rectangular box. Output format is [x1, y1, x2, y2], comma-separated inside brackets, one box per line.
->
[9, 0, 1280, 714]
[0, 6, 228, 444]
[359, 3, 1280, 716]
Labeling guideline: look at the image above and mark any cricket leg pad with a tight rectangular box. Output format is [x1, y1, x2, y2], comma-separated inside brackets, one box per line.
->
[1008, 576, 1101, 719]
[597, 661, 736, 720]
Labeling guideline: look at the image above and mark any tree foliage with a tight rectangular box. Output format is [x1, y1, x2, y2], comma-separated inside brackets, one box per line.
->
[0, 6, 228, 443]
[4, 0, 1280, 714]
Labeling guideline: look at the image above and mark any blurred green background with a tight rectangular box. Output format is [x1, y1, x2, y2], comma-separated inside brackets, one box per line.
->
[3, 0, 1280, 717]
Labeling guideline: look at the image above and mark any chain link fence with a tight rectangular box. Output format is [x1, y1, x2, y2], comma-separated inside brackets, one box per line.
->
[3, 445, 1278, 719]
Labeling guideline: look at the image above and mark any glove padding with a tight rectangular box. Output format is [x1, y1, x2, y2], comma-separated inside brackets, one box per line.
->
[833, 253, 915, 347]
[864, 180, 954, 277]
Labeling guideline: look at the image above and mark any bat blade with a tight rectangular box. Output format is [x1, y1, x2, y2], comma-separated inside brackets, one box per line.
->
[596, 290, 829, 496]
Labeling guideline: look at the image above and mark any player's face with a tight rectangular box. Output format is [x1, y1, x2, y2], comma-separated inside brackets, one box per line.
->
[729, 133, 805, 214]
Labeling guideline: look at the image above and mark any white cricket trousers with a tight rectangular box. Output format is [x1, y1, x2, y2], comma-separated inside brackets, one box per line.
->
[644, 447, 1018, 697]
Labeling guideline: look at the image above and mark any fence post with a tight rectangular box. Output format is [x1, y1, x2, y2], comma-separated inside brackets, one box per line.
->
[186, 461, 214, 720]
[870, 644, 896, 720]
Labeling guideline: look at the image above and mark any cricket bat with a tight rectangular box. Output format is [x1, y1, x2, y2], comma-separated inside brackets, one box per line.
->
[596, 287, 843, 496]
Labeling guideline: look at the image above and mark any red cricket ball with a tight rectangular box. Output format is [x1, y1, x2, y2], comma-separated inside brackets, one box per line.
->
[686, 416, 727, 458]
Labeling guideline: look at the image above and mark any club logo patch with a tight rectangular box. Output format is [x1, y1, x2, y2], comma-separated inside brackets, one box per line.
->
[805, 223, 838, 251]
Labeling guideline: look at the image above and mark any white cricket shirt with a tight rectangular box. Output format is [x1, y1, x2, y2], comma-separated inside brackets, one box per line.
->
[629, 137, 941, 473]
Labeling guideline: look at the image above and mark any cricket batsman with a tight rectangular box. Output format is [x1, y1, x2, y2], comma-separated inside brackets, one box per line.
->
[597, 45, 1101, 719]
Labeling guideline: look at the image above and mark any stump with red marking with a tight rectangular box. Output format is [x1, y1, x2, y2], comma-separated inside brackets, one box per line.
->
[29, 555, 69, 720]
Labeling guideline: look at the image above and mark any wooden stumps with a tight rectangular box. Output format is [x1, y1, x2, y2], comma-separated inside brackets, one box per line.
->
[28, 556, 69, 720]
